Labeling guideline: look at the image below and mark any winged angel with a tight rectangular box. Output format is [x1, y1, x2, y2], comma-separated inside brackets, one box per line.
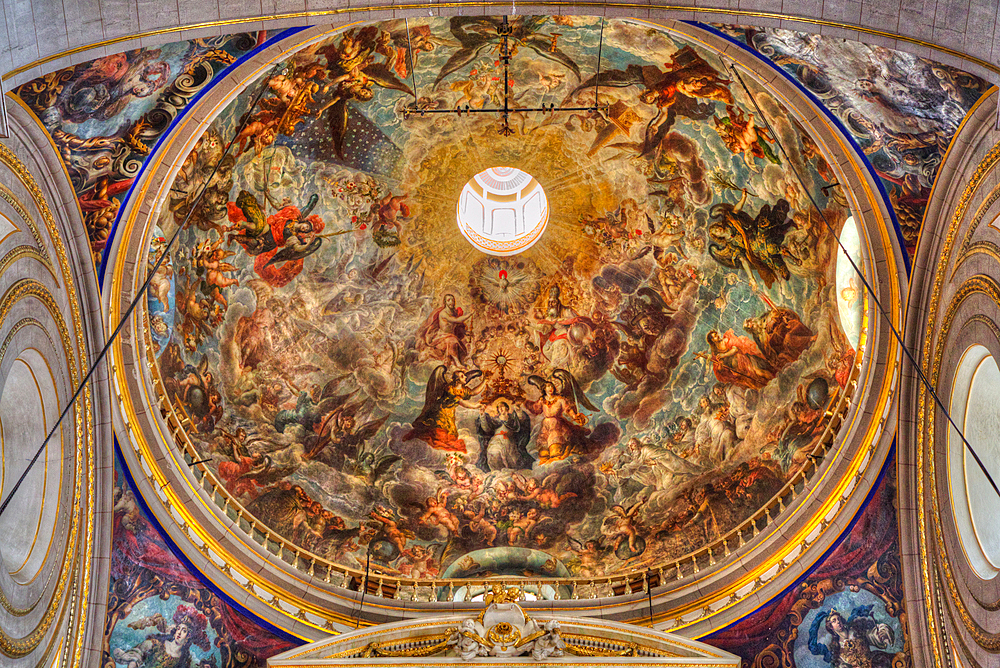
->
[524, 369, 598, 464]
[568, 45, 733, 157]
[406, 366, 484, 453]
[432, 16, 581, 88]
[315, 27, 415, 158]
[707, 189, 799, 299]
[225, 189, 326, 287]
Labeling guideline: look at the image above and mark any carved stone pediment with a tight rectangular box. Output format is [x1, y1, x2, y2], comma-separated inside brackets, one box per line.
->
[269, 587, 740, 667]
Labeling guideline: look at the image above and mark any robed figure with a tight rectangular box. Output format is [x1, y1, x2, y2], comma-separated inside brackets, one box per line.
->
[475, 400, 533, 472]
[405, 366, 482, 452]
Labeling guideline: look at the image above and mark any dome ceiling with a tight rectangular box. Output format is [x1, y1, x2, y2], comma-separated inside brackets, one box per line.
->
[144, 17, 866, 582]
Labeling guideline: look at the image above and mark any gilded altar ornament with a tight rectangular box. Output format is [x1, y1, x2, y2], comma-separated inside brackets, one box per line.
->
[483, 583, 523, 605]
[271, 590, 738, 665]
[358, 596, 581, 661]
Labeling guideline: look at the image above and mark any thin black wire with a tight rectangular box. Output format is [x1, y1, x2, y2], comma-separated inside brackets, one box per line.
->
[645, 568, 654, 626]
[595, 17, 605, 108]
[356, 550, 371, 629]
[0, 67, 278, 519]
[729, 63, 1000, 501]
[404, 19, 420, 104]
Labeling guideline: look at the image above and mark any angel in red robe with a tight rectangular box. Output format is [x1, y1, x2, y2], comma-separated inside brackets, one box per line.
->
[225, 191, 325, 287]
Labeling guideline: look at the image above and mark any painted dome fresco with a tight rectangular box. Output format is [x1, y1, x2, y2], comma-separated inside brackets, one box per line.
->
[136, 17, 872, 584]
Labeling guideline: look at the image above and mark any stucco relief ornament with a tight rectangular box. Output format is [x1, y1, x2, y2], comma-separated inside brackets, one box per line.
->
[444, 585, 561, 661]
[531, 621, 567, 661]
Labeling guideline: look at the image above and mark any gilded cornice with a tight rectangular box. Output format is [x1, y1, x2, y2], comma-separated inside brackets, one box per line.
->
[0, 143, 92, 667]
[953, 180, 1000, 276]
[0, 184, 54, 272]
[3, 2, 999, 84]
[928, 275, 1000, 649]
[915, 136, 1000, 665]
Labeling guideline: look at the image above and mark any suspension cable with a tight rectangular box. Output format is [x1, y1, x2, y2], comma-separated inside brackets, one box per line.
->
[0, 67, 278, 519]
[729, 63, 1000, 500]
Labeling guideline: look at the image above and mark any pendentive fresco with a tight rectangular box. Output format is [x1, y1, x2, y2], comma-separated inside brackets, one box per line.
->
[714, 25, 990, 258]
[707, 454, 910, 668]
[144, 17, 865, 580]
[13, 33, 266, 269]
[106, 457, 298, 668]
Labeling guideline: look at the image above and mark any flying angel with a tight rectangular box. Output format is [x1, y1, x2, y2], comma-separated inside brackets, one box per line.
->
[433, 16, 581, 88]
[567, 46, 732, 157]
[315, 27, 415, 159]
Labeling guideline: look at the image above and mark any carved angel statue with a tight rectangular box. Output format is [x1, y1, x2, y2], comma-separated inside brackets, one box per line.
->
[483, 583, 523, 605]
[531, 620, 567, 661]
[447, 619, 489, 661]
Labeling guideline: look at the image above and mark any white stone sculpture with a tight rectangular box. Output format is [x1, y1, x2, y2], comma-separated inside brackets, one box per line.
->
[447, 619, 489, 661]
[531, 620, 566, 661]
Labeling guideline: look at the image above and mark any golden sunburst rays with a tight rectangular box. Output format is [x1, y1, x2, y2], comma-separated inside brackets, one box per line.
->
[486, 347, 512, 373]
[396, 117, 647, 289]
[468, 258, 542, 315]
[476, 337, 531, 404]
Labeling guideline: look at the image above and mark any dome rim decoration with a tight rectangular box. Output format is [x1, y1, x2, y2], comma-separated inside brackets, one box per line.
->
[104, 18, 904, 640]
[897, 87, 1000, 668]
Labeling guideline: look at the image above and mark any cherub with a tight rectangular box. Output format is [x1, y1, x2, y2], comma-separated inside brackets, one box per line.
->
[445, 464, 483, 498]
[463, 501, 498, 546]
[398, 544, 440, 579]
[192, 238, 239, 308]
[369, 505, 412, 554]
[713, 104, 779, 172]
[606, 496, 647, 555]
[567, 536, 611, 577]
[532, 620, 566, 661]
[234, 116, 279, 157]
[447, 619, 488, 661]
[512, 473, 578, 509]
[175, 270, 213, 351]
[373, 192, 411, 232]
[419, 489, 461, 534]
[514, 507, 541, 538]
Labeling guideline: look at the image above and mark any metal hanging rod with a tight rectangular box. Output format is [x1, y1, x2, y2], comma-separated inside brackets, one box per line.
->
[403, 15, 608, 135]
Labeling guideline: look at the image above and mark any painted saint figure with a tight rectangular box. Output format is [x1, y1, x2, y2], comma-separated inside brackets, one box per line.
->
[406, 366, 482, 452]
[708, 190, 798, 299]
[112, 605, 212, 668]
[475, 401, 534, 471]
[742, 297, 815, 373]
[530, 285, 594, 366]
[704, 329, 775, 390]
[808, 606, 896, 668]
[416, 293, 474, 368]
